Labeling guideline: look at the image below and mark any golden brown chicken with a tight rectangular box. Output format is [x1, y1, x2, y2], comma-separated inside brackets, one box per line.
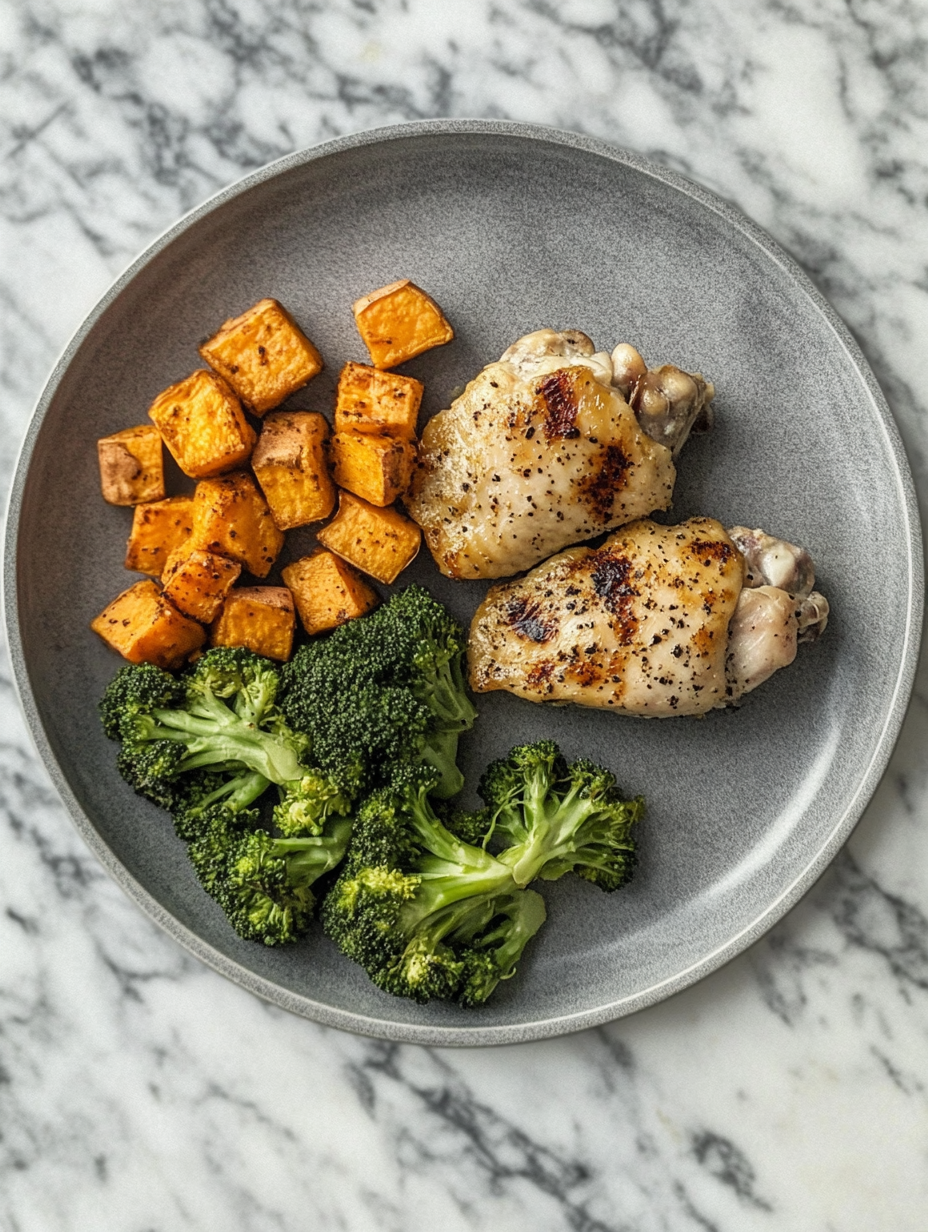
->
[468, 518, 828, 717]
[404, 329, 713, 580]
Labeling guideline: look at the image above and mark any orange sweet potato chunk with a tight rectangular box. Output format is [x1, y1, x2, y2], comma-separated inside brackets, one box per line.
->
[317, 491, 421, 585]
[210, 587, 295, 661]
[352, 280, 454, 369]
[125, 496, 195, 577]
[330, 431, 416, 507]
[91, 579, 205, 670]
[148, 369, 256, 478]
[98, 424, 165, 505]
[282, 550, 378, 636]
[162, 547, 241, 624]
[188, 472, 284, 578]
[334, 362, 423, 439]
[199, 298, 323, 416]
[252, 411, 335, 530]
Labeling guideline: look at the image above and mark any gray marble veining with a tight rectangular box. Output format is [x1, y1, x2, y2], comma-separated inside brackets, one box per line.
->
[2, 1, 928, 1229]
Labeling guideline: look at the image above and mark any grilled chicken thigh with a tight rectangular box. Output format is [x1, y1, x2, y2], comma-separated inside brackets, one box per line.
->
[404, 329, 713, 580]
[469, 518, 828, 717]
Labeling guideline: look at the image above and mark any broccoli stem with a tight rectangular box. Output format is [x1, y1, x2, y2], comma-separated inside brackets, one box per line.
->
[142, 707, 307, 785]
[419, 728, 466, 799]
[271, 817, 355, 885]
[497, 775, 601, 887]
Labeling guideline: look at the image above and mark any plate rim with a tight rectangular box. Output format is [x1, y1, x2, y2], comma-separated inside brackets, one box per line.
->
[4, 117, 923, 1046]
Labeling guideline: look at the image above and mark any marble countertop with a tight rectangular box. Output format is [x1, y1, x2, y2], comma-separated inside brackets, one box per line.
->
[2, 1, 928, 1228]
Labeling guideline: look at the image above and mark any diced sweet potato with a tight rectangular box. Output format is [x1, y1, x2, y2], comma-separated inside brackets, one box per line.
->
[91, 579, 205, 670]
[330, 431, 416, 507]
[148, 369, 256, 478]
[282, 550, 378, 636]
[210, 587, 295, 661]
[162, 547, 241, 623]
[352, 279, 454, 369]
[199, 298, 323, 415]
[125, 495, 195, 576]
[317, 491, 421, 585]
[252, 411, 335, 530]
[97, 425, 165, 505]
[334, 362, 423, 440]
[188, 472, 284, 578]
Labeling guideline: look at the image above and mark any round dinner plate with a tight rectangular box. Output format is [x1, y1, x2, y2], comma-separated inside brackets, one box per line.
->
[4, 120, 922, 1045]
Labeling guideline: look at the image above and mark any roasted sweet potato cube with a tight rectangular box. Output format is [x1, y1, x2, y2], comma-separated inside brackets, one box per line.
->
[98, 425, 165, 505]
[125, 496, 195, 576]
[210, 587, 295, 661]
[148, 369, 256, 478]
[352, 279, 454, 369]
[334, 362, 423, 439]
[252, 411, 335, 530]
[162, 547, 241, 623]
[330, 432, 416, 507]
[199, 298, 323, 415]
[282, 550, 378, 636]
[91, 579, 205, 670]
[317, 491, 421, 585]
[188, 473, 284, 578]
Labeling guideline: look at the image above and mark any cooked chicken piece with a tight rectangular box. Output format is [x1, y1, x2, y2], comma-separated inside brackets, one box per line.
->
[404, 329, 714, 580]
[469, 517, 829, 717]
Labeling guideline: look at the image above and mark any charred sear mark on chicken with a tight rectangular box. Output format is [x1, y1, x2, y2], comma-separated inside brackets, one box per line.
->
[537, 369, 581, 440]
[690, 539, 736, 568]
[505, 597, 557, 643]
[582, 444, 634, 521]
[588, 550, 639, 644]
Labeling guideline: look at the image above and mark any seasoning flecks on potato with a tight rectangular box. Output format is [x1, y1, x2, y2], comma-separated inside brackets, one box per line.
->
[188, 472, 285, 579]
[91, 579, 205, 670]
[210, 586, 295, 661]
[199, 298, 323, 416]
[352, 280, 453, 370]
[162, 546, 241, 624]
[282, 550, 379, 636]
[252, 411, 336, 531]
[330, 431, 416, 508]
[148, 369, 256, 479]
[124, 495, 195, 577]
[334, 362, 423, 439]
[98, 425, 165, 506]
[317, 490, 421, 585]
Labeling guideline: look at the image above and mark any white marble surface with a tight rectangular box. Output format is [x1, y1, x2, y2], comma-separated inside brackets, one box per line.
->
[2, 1, 928, 1228]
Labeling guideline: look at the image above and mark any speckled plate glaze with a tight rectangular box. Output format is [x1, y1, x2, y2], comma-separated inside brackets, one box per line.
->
[4, 120, 922, 1046]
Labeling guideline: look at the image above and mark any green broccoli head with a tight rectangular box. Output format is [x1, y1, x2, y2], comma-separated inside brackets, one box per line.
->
[280, 586, 477, 800]
[320, 762, 545, 1005]
[480, 741, 643, 891]
[100, 662, 184, 742]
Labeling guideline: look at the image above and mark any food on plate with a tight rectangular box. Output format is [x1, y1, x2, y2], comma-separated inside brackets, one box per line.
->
[317, 490, 421, 584]
[198, 297, 323, 415]
[98, 425, 165, 506]
[210, 586, 296, 661]
[188, 472, 284, 578]
[330, 431, 416, 507]
[161, 547, 241, 623]
[322, 762, 548, 1006]
[148, 369, 256, 479]
[100, 649, 356, 944]
[91, 579, 206, 670]
[352, 279, 454, 369]
[335, 362, 423, 438]
[251, 410, 336, 530]
[124, 495, 195, 576]
[281, 586, 477, 800]
[282, 550, 379, 636]
[404, 328, 713, 580]
[469, 517, 829, 716]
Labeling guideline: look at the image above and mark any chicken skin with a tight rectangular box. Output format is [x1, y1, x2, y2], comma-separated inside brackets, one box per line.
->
[404, 329, 713, 580]
[468, 518, 828, 717]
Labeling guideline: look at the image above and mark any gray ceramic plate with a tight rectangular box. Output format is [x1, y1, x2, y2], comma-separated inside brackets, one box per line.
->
[5, 120, 923, 1045]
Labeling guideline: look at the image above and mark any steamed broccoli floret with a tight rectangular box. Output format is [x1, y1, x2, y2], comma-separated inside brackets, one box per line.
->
[480, 741, 643, 891]
[189, 809, 354, 946]
[281, 586, 477, 799]
[321, 763, 545, 1005]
